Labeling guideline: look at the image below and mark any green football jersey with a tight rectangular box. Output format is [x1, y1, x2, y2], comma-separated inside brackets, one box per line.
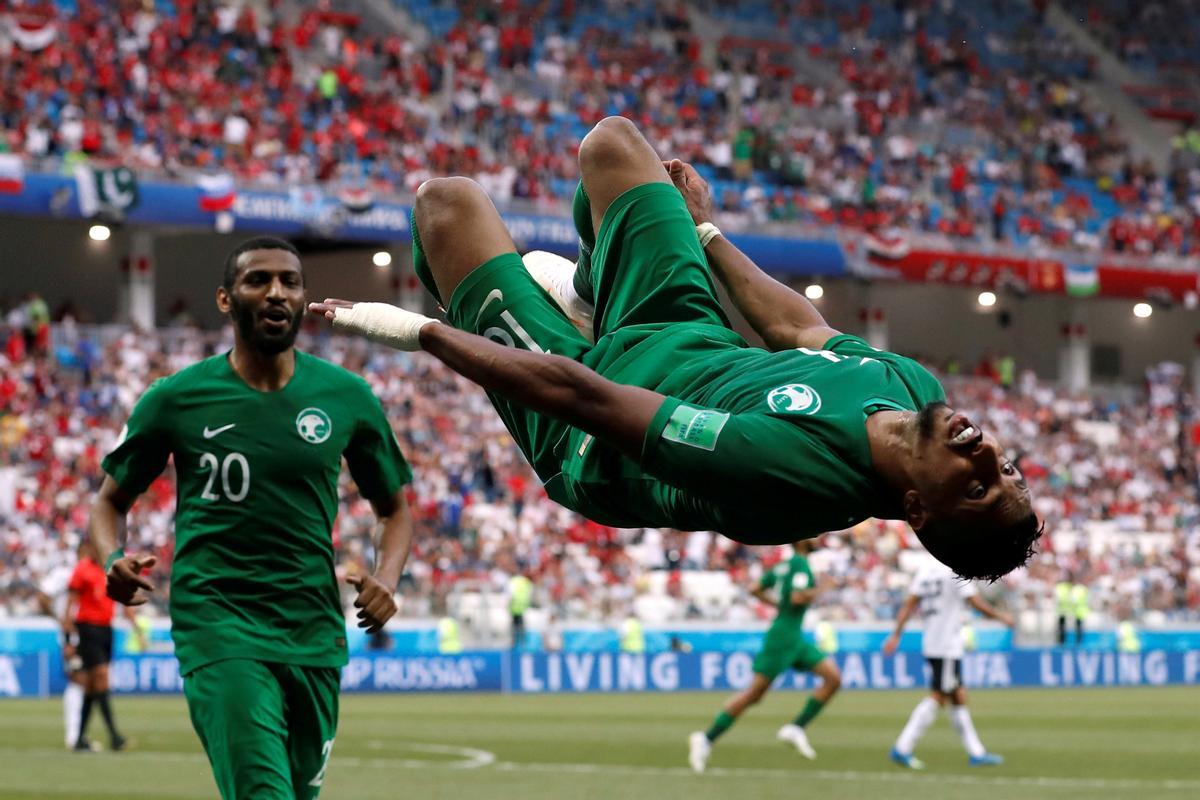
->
[760, 554, 815, 632]
[563, 329, 944, 543]
[102, 351, 411, 674]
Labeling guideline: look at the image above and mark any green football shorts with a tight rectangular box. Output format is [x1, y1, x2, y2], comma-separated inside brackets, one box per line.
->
[446, 182, 732, 510]
[752, 635, 827, 680]
[183, 659, 340, 800]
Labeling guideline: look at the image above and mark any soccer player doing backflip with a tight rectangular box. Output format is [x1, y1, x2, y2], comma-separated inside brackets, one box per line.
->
[313, 116, 1040, 582]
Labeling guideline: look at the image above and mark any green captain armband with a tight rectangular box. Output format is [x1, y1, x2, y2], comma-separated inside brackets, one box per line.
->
[104, 548, 125, 572]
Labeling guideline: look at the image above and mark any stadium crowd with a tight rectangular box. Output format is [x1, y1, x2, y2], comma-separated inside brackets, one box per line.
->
[1, 309, 1198, 629]
[1, 0, 1198, 255]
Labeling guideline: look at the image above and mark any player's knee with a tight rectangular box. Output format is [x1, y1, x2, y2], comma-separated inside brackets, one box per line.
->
[415, 176, 484, 217]
[578, 115, 645, 173]
[414, 176, 488, 247]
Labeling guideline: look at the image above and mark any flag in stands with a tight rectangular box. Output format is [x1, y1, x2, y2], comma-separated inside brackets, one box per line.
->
[0, 154, 24, 194]
[6, 14, 58, 51]
[196, 173, 237, 212]
[1065, 263, 1099, 297]
[338, 185, 375, 215]
[863, 230, 910, 260]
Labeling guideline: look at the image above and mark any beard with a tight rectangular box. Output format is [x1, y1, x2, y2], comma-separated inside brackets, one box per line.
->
[229, 295, 303, 355]
[916, 401, 948, 442]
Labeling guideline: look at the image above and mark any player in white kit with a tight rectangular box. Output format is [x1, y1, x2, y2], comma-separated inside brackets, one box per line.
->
[882, 560, 1012, 768]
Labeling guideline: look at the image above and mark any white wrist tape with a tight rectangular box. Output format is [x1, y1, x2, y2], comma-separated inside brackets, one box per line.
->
[696, 222, 723, 248]
[331, 302, 438, 351]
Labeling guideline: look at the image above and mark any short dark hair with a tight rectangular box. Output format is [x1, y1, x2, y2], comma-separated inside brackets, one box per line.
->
[916, 512, 1043, 583]
[222, 236, 301, 289]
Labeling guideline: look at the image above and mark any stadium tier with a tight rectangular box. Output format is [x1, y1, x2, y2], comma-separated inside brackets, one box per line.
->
[0, 0, 1197, 255]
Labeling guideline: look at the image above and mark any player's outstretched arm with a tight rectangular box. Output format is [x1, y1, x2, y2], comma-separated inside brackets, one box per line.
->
[310, 300, 664, 460]
[968, 595, 1014, 628]
[663, 159, 840, 351]
[89, 476, 157, 606]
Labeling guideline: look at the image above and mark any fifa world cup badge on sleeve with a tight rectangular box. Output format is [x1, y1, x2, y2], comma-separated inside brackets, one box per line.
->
[662, 405, 729, 451]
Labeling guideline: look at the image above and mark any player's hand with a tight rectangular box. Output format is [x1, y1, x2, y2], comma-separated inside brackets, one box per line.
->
[106, 554, 157, 606]
[62, 643, 83, 673]
[662, 159, 715, 226]
[308, 299, 438, 352]
[307, 298, 355, 321]
[347, 574, 398, 634]
[999, 612, 1015, 628]
[882, 632, 900, 656]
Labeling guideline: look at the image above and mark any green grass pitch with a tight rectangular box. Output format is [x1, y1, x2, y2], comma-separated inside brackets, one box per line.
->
[2, 688, 1197, 799]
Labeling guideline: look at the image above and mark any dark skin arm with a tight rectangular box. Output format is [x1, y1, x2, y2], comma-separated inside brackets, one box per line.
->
[968, 594, 1015, 627]
[89, 476, 157, 606]
[882, 594, 920, 656]
[750, 585, 818, 607]
[310, 301, 667, 461]
[348, 489, 414, 634]
[663, 159, 841, 351]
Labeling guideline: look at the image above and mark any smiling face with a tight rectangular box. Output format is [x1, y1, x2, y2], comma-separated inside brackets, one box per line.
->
[217, 248, 306, 355]
[904, 402, 1032, 531]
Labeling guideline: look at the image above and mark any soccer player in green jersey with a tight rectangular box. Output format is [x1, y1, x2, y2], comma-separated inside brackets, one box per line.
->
[90, 237, 415, 800]
[313, 116, 1039, 582]
[688, 539, 841, 773]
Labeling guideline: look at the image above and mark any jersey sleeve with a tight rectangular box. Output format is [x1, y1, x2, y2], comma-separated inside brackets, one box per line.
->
[823, 334, 946, 409]
[758, 568, 777, 591]
[801, 561, 815, 590]
[344, 384, 412, 503]
[101, 378, 172, 496]
[67, 563, 86, 594]
[957, 579, 979, 601]
[640, 397, 859, 513]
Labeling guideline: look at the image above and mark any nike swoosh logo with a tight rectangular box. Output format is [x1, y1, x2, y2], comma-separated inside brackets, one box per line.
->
[474, 289, 505, 328]
[202, 424, 237, 439]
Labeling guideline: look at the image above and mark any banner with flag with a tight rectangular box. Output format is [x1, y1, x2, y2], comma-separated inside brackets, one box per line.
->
[0, 154, 24, 194]
[196, 172, 236, 212]
[74, 166, 139, 217]
[1066, 263, 1099, 297]
[338, 185, 375, 215]
[5, 14, 58, 51]
[863, 229, 911, 260]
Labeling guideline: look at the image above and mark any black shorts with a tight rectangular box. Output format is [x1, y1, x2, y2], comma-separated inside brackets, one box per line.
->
[76, 623, 113, 669]
[927, 657, 962, 694]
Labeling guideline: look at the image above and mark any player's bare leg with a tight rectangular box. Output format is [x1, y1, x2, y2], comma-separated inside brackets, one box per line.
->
[777, 658, 841, 760]
[412, 177, 520, 304]
[577, 116, 672, 233]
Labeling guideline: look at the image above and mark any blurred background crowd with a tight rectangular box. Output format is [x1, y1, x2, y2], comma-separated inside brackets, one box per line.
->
[1, 0, 1198, 255]
[2, 302, 1197, 635]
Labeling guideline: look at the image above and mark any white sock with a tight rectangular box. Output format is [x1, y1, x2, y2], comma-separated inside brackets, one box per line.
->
[64, 681, 83, 746]
[949, 705, 986, 758]
[895, 696, 939, 754]
[524, 251, 593, 316]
